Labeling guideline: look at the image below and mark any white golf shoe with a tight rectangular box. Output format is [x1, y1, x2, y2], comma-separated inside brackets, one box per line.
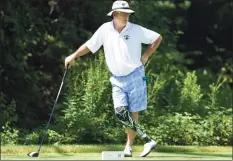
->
[124, 146, 132, 157]
[140, 139, 157, 157]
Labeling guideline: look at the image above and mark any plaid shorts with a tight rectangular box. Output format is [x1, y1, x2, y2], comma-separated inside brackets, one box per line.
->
[109, 65, 147, 112]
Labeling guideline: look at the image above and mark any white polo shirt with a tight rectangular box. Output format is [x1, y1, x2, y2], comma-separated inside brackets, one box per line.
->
[85, 21, 160, 76]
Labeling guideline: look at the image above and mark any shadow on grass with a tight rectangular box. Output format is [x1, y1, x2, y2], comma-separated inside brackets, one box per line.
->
[176, 152, 232, 158]
[53, 146, 70, 156]
[156, 147, 231, 157]
[154, 151, 232, 158]
[146, 155, 202, 158]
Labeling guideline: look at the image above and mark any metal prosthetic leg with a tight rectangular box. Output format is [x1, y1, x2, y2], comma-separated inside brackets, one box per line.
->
[115, 106, 151, 142]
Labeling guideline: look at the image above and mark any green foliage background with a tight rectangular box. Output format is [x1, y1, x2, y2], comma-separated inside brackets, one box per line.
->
[1, 0, 232, 146]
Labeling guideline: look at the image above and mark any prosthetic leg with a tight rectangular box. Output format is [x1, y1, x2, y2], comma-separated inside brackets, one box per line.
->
[115, 106, 157, 157]
[115, 106, 151, 143]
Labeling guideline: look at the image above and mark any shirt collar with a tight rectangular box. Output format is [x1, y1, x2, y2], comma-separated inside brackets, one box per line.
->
[111, 20, 131, 33]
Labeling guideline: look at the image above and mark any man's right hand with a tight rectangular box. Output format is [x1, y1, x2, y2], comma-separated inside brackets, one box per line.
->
[65, 54, 76, 68]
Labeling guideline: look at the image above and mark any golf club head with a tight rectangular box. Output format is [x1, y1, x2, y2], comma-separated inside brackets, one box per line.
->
[27, 151, 39, 157]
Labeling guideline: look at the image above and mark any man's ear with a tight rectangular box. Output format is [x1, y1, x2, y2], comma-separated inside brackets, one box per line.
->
[112, 12, 116, 18]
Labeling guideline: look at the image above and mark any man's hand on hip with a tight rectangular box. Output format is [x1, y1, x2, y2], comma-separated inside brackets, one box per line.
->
[141, 55, 149, 65]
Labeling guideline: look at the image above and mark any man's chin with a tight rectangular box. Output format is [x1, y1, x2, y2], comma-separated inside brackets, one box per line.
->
[123, 20, 128, 24]
[117, 20, 128, 26]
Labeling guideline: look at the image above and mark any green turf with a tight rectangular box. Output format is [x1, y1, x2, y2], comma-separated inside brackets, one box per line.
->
[2, 152, 232, 160]
[2, 145, 232, 154]
[1, 145, 232, 160]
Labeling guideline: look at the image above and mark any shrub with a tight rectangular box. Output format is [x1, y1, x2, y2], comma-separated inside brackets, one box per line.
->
[179, 72, 203, 113]
[56, 53, 121, 144]
[1, 121, 19, 145]
[0, 93, 19, 145]
[150, 113, 200, 145]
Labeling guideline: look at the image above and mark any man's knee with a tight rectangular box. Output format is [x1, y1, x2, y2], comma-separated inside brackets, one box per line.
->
[115, 106, 129, 122]
[115, 106, 136, 130]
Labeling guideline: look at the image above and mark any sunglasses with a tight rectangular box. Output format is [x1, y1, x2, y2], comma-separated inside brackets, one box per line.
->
[116, 11, 131, 15]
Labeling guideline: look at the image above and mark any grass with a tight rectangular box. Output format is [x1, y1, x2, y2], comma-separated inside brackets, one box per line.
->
[1, 144, 232, 154]
[2, 152, 232, 160]
[1, 145, 232, 160]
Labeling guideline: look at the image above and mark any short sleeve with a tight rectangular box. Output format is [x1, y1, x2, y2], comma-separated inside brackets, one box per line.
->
[85, 24, 104, 53]
[138, 26, 160, 44]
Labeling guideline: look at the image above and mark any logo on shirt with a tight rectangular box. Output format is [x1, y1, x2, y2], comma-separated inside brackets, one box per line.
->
[123, 35, 130, 40]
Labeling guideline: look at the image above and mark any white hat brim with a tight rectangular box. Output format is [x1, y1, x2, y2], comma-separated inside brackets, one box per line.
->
[107, 9, 135, 16]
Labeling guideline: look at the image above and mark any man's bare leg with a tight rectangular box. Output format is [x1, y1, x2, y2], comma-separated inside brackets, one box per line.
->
[126, 112, 138, 147]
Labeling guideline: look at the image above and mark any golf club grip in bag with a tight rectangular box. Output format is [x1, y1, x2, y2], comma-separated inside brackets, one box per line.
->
[27, 67, 68, 157]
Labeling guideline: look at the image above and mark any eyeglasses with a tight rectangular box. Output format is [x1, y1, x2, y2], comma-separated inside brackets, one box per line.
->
[117, 11, 131, 15]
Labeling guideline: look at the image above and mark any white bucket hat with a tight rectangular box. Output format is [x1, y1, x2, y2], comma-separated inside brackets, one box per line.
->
[107, 0, 135, 16]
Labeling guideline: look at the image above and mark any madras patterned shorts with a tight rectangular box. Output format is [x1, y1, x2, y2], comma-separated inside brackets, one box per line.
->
[109, 65, 147, 112]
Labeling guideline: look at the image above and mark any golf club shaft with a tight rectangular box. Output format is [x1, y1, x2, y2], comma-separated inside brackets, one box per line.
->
[37, 68, 68, 153]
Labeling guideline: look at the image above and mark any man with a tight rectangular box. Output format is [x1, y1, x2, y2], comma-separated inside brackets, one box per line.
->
[65, 0, 162, 157]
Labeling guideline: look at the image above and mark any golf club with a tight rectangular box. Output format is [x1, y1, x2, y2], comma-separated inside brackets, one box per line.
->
[27, 67, 68, 157]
